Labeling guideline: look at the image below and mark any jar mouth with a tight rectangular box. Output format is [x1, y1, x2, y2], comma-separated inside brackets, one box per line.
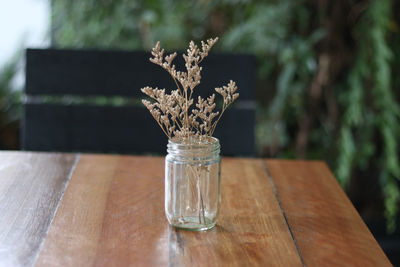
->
[167, 136, 220, 157]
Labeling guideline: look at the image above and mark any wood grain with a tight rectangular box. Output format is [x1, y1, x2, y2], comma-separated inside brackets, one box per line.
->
[265, 159, 392, 266]
[168, 158, 302, 267]
[37, 156, 302, 266]
[36, 155, 169, 267]
[0, 151, 77, 267]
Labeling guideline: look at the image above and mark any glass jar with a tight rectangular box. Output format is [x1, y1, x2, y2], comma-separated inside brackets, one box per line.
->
[165, 136, 221, 231]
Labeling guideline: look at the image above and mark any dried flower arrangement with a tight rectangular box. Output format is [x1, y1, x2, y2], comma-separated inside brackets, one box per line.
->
[141, 37, 238, 230]
[141, 37, 239, 142]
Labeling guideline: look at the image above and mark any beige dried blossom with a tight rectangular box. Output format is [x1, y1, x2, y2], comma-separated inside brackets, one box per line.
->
[141, 37, 239, 141]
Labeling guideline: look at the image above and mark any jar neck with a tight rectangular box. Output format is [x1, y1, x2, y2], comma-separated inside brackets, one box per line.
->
[167, 136, 220, 160]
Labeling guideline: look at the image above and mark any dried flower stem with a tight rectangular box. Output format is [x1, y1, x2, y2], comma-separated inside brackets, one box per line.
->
[192, 165, 207, 224]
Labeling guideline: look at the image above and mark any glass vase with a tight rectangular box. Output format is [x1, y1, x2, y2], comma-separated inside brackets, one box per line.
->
[165, 136, 221, 231]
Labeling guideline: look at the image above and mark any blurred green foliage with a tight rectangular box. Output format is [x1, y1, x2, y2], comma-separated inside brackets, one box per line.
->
[0, 50, 22, 149]
[336, 0, 400, 231]
[49, 0, 400, 230]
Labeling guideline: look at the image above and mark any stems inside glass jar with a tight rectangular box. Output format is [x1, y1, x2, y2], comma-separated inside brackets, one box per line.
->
[165, 137, 221, 231]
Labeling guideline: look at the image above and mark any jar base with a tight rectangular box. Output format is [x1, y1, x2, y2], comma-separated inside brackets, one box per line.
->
[170, 216, 216, 231]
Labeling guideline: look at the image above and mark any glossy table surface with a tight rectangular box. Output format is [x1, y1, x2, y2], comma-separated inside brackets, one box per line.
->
[0, 151, 391, 266]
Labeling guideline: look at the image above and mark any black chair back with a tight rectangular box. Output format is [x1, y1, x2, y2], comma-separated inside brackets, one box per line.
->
[22, 48, 256, 156]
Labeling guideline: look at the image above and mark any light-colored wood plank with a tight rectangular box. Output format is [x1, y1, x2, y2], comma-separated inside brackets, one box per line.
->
[36, 155, 169, 267]
[37, 156, 302, 266]
[265, 159, 392, 266]
[168, 158, 302, 267]
[0, 151, 77, 267]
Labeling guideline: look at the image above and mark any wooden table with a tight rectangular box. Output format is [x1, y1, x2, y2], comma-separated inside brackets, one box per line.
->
[0, 151, 391, 266]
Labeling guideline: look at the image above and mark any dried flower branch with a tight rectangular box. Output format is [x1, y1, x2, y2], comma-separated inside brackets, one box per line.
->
[141, 37, 239, 141]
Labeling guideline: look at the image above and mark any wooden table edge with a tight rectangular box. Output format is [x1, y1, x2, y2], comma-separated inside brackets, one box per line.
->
[263, 158, 392, 266]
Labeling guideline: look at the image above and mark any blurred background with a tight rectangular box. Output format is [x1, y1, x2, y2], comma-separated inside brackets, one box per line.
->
[1, 0, 399, 262]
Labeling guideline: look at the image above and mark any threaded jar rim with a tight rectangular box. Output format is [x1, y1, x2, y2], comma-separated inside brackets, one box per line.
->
[167, 136, 220, 158]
